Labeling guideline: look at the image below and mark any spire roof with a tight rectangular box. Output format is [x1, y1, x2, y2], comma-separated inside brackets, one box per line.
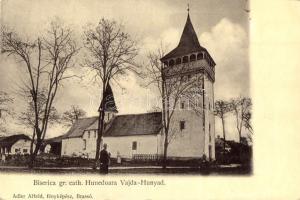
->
[99, 83, 118, 113]
[161, 14, 204, 61]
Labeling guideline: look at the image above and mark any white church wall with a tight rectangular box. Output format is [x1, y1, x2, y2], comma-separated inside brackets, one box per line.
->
[103, 134, 159, 159]
[81, 129, 97, 158]
[61, 137, 85, 157]
[62, 131, 160, 160]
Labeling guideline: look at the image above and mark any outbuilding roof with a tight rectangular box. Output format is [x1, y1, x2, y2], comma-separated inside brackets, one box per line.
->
[0, 134, 31, 148]
[44, 135, 66, 143]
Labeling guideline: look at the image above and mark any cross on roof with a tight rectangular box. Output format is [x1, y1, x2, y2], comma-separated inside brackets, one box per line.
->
[187, 3, 190, 13]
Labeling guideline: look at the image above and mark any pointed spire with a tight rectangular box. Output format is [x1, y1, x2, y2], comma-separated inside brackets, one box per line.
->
[161, 12, 203, 61]
[99, 83, 118, 113]
[178, 13, 201, 49]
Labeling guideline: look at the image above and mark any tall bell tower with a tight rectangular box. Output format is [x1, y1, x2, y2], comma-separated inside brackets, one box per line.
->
[160, 11, 216, 160]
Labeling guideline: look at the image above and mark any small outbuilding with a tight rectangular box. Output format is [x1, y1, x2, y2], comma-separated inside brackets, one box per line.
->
[0, 134, 32, 155]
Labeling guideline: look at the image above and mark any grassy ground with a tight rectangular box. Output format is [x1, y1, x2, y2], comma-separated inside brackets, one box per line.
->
[0, 154, 252, 175]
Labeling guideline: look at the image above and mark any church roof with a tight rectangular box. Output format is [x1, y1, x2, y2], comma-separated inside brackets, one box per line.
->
[161, 14, 205, 61]
[63, 117, 98, 138]
[99, 83, 118, 113]
[104, 112, 162, 137]
[62, 112, 162, 139]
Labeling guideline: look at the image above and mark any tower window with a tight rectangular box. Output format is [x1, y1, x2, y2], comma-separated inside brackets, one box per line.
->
[190, 54, 196, 61]
[183, 56, 189, 63]
[180, 101, 185, 109]
[88, 131, 90, 138]
[209, 124, 211, 142]
[83, 139, 87, 150]
[176, 58, 182, 64]
[94, 130, 97, 138]
[197, 53, 204, 60]
[180, 121, 185, 131]
[132, 141, 137, 150]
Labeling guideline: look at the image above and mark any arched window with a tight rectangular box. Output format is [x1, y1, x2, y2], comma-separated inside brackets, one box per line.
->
[183, 56, 189, 63]
[197, 53, 203, 60]
[176, 58, 182, 64]
[190, 54, 196, 62]
[169, 59, 175, 66]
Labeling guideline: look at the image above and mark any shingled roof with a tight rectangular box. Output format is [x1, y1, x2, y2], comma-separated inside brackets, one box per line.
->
[62, 112, 162, 139]
[161, 14, 205, 61]
[104, 112, 162, 137]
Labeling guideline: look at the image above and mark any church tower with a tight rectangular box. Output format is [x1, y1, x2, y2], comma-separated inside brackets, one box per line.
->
[99, 83, 118, 123]
[160, 12, 216, 160]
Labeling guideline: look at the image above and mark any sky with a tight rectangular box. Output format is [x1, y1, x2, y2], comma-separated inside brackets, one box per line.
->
[0, 0, 250, 140]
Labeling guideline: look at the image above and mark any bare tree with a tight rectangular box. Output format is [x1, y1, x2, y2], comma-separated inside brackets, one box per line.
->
[230, 97, 252, 143]
[214, 100, 231, 153]
[144, 46, 203, 169]
[147, 106, 161, 113]
[18, 90, 60, 153]
[82, 18, 139, 170]
[243, 111, 253, 134]
[18, 90, 60, 129]
[0, 91, 14, 133]
[1, 20, 78, 167]
[61, 105, 86, 126]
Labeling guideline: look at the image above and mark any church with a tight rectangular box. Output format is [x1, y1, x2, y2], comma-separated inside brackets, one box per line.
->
[61, 12, 216, 161]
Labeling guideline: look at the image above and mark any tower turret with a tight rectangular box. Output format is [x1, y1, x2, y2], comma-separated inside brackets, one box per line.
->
[99, 83, 118, 123]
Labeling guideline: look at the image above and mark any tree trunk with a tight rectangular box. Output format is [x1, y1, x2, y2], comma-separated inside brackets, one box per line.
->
[221, 116, 226, 153]
[94, 83, 106, 170]
[93, 112, 101, 170]
[161, 72, 168, 169]
[28, 137, 42, 169]
[162, 129, 168, 169]
[94, 109, 105, 170]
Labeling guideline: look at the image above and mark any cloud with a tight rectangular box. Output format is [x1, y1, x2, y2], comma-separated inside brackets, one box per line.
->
[200, 18, 249, 100]
[200, 18, 250, 140]
[142, 28, 181, 54]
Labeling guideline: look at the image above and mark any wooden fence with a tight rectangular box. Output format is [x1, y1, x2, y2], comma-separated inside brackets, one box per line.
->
[132, 154, 162, 161]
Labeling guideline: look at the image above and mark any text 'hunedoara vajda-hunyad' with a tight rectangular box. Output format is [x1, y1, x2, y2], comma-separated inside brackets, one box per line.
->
[33, 179, 166, 187]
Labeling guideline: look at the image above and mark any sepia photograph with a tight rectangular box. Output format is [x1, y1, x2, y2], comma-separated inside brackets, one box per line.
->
[0, 0, 251, 175]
